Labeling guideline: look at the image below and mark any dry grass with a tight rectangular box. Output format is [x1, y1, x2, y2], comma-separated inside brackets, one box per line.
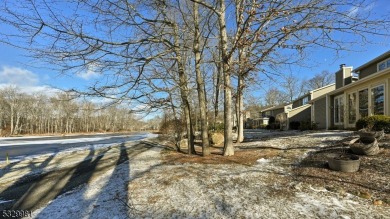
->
[159, 133, 390, 206]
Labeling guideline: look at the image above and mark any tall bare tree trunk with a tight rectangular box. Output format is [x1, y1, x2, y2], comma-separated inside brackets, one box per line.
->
[10, 105, 14, 135]
[193, 2, 210, 156]
[173, 24, 195, 155]
[236, 72, 244, 143]
[212, 45, 222, 130]
[218, 0, 234, 156]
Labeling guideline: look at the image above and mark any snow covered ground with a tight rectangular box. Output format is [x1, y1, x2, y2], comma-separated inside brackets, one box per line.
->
[25, 131, 389, 218]
[0, 133, 157, 164]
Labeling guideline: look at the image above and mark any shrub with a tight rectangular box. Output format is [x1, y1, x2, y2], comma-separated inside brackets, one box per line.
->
[269, 116, 275, 124]
[260, 124, 268, 129]
[356, 115, 390, 133]
[209, 123, 225, 133]
[289, 121, 300, 130]
[299, 121, 312, 131]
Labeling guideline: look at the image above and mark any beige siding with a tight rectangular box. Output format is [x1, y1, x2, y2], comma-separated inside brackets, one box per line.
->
[272, 108, 284, 116]
[335, 73, 390, 129]
[359, 62, 378, 79]
[388, 77, 390, 115]
[335, 69, 343, 89]
[312, 84, 335, 99]
[292, 94, 310, 108]
[288, 104, 311, 123]
[313, 97, 327, 129]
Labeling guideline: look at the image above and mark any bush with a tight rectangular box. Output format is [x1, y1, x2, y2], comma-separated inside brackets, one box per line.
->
[299, 121, 312, 131]
[289, 121, 300, 130]
[269, 116, 275, 124]
[356, 115, 390, 133]
[289, 120, 317, 131]
[209, 123, 224, 133]
[260, 124, 268, 129]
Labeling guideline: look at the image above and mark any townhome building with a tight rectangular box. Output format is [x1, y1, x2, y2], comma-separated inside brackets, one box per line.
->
[310, 50, 390, 129]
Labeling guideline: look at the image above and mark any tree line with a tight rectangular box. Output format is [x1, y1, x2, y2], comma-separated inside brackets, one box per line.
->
[0, 87, 144, 136]
[0, 0, 388, 156]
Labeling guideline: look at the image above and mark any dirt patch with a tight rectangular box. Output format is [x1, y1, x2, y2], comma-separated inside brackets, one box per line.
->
[162, 148, 280, 165]
[293, 137, 390, 206]
[160, 132, 390, 207]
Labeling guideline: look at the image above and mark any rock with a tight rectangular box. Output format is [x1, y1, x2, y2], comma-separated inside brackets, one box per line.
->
[350, 138, 380, 156]
[210, 133, 224, 145]
[179, 139, 188, 148]
[358, 191, 371, 199]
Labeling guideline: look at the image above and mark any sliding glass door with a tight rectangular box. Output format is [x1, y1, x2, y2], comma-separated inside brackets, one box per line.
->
[334, 95, 344, 125]
[359, 89, 368, 118]
[348, 93, 357, 124]
[371, 85, 385, 115]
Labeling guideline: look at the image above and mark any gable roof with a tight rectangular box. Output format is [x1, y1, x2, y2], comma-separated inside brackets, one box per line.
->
[353, 50, 390, 72]
[260, 103, 291, 112]
[309, 67, 390, 103]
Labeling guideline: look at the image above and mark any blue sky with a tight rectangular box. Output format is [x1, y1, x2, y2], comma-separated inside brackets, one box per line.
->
[0, 0, 389, 104]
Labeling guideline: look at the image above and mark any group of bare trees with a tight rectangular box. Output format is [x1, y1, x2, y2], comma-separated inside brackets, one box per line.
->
[1, 0, 388, 156]
[0, 87, 142, 136]
[263, 70, 335, 106]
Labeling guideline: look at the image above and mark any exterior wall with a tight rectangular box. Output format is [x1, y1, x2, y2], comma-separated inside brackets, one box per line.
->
[343, 68, 353, 86]
[328, 91, 343, 128]
[344, 73, 390, 127]
[312, 84, 336, 99]
[292, 94, 310, 108]
[359, 62, 378, 79]
[272, 108, 284, 116]
[335, 69, 343, 89]
[335, 67, 354, 89]
[312, 97, 327, 129]
[288, 104, 311, 123]
[388, 77, 390, 116]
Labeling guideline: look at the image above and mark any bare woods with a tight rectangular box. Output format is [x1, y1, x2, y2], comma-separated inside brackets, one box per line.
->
[0, 87, 144, 136]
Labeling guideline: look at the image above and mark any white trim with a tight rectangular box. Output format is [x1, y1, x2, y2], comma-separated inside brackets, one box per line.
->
[377, 58, 390, 72]
[346, 91, 358, 127]
[326, 95, 329, 129]
[310, 68, 390, 103]
[334, 94, 344, 125]
[311, 102, 315, 123]
[310, 83, 335, 93]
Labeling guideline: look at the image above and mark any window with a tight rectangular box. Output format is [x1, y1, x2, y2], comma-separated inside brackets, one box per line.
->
[359, 89, 368, 118]
[348, 93, 357, 124]
[334, 95, 344, 124]
[378, 58, 390, 71]
[371, 85, 385, 115]
[302, 96, 309, 105]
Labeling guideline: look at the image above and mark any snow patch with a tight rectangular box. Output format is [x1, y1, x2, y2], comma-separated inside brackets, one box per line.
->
[256, 158, 270, 164]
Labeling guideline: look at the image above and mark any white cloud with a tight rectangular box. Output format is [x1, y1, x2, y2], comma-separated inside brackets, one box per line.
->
[0, 66, 60, 96]
[77, 64, 100, 80]
[0, 66, 39, 86]
[347, 6, 359, 17]
[348, 3, 375, 17]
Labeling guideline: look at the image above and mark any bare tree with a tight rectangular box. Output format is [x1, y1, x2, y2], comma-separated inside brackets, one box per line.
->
[304, 70, 335, 91]
[281, 73, 305, 102]
[264, 88, 289, 106]
[1, 0, 389, 156]
[193, 1, 210, 155]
